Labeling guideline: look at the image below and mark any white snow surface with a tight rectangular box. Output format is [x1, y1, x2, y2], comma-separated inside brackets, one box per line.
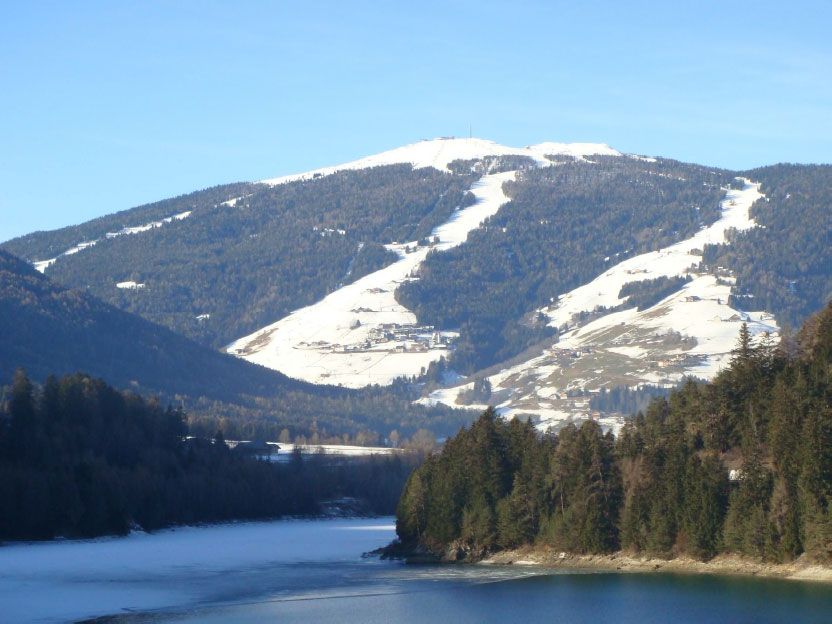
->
[115, 280, 145, 290]
[0, 517, 395, 624]
[31, 210, 192, 273]
[227, 171, 517, 387]
[260, 137, 620, 185]
[276, 443, 399, 455]
[267, 443, 402, 462]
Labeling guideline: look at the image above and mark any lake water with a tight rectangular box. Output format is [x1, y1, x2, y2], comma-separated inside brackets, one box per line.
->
[2, 517, 831, 623]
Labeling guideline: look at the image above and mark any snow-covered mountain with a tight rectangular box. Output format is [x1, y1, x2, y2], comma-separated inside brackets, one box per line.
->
[4, 137, 828, 433]
[259, 137, 621, 185]
[227, 138, 629, 388]
[228, 139, 778, 431]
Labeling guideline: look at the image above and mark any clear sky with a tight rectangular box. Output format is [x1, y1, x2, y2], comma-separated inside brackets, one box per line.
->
[1, 0, 830, 242]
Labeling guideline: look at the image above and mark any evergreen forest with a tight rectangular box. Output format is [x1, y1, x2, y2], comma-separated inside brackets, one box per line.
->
[396, 302, 832, 564]
[0, 371, 420, 541]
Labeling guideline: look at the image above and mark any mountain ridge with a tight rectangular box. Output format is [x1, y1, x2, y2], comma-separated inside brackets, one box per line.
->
[3, 139, 830, 434]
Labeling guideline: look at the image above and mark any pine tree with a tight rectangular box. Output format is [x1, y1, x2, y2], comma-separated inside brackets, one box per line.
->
[397, 468, 429, 544]
[683, 455, 728, 559]
[497, 474, 536, 548]
[733, 322, 753, 364]
[9, 369, 40, 463]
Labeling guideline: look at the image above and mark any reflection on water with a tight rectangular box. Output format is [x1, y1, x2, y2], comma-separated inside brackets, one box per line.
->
[109, 558, 832, 624]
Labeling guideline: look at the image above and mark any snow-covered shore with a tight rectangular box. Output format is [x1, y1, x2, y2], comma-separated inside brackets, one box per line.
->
[0, 517, 395, 624]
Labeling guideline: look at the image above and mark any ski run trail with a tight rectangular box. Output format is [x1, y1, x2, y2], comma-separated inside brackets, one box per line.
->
[418, 179, 778, 432]
[32, 210, 192, 274]
[227, 170, 517, 387]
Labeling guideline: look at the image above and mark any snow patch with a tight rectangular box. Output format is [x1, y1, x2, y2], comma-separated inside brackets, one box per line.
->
[271, 443, 401, 459]
[116, 281, 145, 290]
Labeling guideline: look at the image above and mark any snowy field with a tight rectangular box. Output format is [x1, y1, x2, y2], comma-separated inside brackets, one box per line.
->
[270, 443, 401, 458]
[226, 440, 403, 462]
[228, 139, 622, 387]
[0, 517, 395, 624]
[543, 180, 765, 328]
[420, 179, 778, 432]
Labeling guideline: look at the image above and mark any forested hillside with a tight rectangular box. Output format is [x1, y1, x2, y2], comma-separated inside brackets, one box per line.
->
[0, 249, 298, 402]
[0, 249, 471, 442]
[2, 182, 256, 262]
[396, 302, 832, 564]
[4, 166, 473, 347]
[704, 164, 832, 329]
[397, 157, 733, 372]
[3, 144, 829, 401]
[0, 371, 420, 540]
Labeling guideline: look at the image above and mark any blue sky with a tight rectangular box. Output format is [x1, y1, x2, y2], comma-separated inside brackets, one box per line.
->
[1, 0, 830, 242]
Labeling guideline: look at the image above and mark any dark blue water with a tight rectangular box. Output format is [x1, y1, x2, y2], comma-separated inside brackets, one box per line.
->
[114, 560, 832, 624]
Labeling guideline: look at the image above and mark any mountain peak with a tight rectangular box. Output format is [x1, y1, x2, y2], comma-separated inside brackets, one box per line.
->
[260, 137, 622, 186]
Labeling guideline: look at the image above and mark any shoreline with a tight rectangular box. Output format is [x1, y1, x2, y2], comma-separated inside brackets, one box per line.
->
[480, 546, 832, 584]
[0, 510, 389, 548]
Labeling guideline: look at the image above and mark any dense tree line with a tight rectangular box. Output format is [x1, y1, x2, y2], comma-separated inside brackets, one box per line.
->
[5, 166, 473, 347]
[397, 157, 732, 373]
[184, 382, 472, 444]
[618, 275, 692, 311]
[704, 164, 832, 330]
[0, 371, 422, 541]
[447, 155, 538, 176]
[397, 302, 832, 563]
[1, 182, 257, 262]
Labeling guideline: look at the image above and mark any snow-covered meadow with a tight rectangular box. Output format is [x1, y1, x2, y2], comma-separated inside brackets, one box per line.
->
[0, 517, 395, 624]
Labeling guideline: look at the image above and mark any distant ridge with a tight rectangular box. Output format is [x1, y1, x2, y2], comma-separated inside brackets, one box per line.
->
[0, 248, 323, 402]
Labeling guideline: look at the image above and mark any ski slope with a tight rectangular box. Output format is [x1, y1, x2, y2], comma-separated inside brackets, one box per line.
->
[420, 179, 778, 432]
[227, 171, 518, 387]
[546, 180, 764, 329]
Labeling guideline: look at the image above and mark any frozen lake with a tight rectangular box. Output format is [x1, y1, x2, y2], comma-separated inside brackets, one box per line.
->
[0, 517, 396, 623]
[3, 517, 832, 623]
